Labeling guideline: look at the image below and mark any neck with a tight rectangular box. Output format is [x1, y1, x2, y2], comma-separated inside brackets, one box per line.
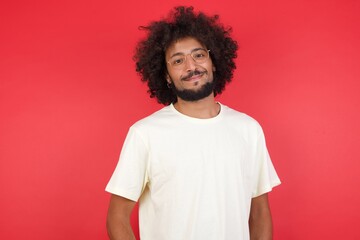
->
[173, 94, 220, 119]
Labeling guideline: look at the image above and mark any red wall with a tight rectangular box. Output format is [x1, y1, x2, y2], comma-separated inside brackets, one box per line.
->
[1, 0, 359, 239]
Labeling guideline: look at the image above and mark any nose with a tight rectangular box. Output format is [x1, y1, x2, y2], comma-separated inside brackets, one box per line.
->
[184, 54, 197, 70]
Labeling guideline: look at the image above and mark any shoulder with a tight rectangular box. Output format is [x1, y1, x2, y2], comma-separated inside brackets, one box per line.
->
[130, 105, 174, 131]
[219, 103, 266, 140]
[221, 104, 261, 127]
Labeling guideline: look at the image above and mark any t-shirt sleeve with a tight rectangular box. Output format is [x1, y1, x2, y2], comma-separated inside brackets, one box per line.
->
[251, 124, 281, 198]
[105, 126, 149, 201]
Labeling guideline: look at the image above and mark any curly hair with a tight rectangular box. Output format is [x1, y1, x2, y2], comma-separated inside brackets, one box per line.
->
[134, 6, 238, 105]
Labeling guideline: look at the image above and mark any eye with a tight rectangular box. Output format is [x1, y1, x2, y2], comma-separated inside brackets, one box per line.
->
[192, 50, 207, 60]
[171, 57, 184, 66]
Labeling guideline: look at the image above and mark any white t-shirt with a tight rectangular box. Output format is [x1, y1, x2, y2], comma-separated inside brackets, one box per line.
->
[106, 103, 281, 240]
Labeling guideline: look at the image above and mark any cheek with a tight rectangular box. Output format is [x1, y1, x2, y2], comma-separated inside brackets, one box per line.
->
[170, 71, 183, 82]
[207, 67, 215, 79]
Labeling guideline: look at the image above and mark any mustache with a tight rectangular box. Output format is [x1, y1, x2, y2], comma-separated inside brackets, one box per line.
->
[181, 70, 207, 81]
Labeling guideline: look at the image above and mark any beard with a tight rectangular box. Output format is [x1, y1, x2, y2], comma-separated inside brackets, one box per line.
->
[170, 80, 215, 102]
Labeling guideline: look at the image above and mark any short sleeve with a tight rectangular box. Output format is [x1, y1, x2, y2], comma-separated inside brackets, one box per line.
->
[251, 125, 281, 198]
[105, 126, 149, 201]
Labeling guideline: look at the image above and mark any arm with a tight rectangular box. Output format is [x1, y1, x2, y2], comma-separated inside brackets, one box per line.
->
[106, 194, 137, 240]
[249, 193, 273, 240]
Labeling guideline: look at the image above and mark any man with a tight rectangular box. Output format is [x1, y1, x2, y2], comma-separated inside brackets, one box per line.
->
[106, 6, 281, 240]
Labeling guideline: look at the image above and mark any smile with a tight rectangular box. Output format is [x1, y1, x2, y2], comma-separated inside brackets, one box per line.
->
[181, 71, 206, 82]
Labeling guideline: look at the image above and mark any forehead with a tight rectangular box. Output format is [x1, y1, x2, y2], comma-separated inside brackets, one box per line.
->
[166, 37, 206, 57]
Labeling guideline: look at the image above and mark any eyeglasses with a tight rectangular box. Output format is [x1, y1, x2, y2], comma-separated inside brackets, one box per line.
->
[167, 49, 210, 69]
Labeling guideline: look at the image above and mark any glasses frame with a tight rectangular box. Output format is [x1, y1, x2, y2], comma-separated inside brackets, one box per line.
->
[167, 49, 211, 68]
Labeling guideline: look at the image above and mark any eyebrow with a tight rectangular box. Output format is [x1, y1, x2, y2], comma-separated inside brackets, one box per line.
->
[169, 47, 206, 59]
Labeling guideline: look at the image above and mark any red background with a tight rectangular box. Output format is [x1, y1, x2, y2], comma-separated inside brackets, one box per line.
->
[1, 0, 359, 239]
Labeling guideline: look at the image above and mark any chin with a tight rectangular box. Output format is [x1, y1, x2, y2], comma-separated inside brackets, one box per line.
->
[173, 81, 214, 102]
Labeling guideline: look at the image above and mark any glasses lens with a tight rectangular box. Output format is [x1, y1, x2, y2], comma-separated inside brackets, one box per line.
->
[169, 56, 185, 67]
[168, 49, 209, 68]
[191, 49, 209, 63]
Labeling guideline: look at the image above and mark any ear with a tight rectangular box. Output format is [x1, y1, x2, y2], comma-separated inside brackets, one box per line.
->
[166, 74, 171, 84]
[212, 66, 216, 72]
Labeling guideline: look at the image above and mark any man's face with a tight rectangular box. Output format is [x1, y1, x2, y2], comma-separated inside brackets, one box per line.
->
[165, 37, 215, 102]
